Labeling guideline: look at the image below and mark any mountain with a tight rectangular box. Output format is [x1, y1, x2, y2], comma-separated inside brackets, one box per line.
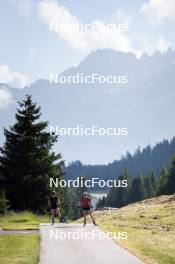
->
[0, 48, 175, 164]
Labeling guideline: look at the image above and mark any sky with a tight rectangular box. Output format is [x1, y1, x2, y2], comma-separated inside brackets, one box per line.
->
[0, 0, 175, 87]
[0, 0, 175, 164]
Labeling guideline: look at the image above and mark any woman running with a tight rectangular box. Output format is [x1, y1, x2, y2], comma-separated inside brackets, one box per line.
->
[81, 192, 97, 226]
[49, 191, 61, 225]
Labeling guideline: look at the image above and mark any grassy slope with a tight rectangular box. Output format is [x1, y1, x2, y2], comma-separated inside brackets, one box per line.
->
[76, 195, 175, 264]
[0, 234, 39, 264]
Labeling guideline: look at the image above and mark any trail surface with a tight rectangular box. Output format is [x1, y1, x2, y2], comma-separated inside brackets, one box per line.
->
[40, 223, 144, 264]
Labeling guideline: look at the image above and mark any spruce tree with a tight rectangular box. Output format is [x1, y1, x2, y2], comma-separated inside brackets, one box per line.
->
[129, 176, 145, 203]
[164, 156, 175, 194]
[150, 172, 157, 196]
[144, 172, 157, 198]
[96, 196, 106, 209]
[0, 95, 64, 212]
[105, 187, 116, 207]
[157, 168, 168, 195]
[114, 170, 131, 208]
[104, 170, 131, 208]
[60, 187, 79, 220]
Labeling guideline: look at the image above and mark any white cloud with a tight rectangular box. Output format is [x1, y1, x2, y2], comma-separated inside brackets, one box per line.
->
[37, 0, 172, 57]
[38, 0, 132, 53]
[157, 37, 170, 52]
[0, 88, 14, 110]
[0, 64, 31, 89]
[137, 36, 170, 56]
[140, 0, 175, 25]
[112, 9, 133, 26]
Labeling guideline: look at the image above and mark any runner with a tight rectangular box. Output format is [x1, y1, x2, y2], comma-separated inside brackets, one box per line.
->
[49, 191, 61, 225]
[81, 192, 97, 226]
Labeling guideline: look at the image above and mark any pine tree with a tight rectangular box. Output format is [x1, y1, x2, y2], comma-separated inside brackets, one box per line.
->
[60, 187, 81, 220]
[105, 187, 116, 207]
[114, 170, 131, 207]
[0, 95, 64, 212]
[144, 176, 151, 198]
[157, 168, 168, 195]
[96, 196, 106, 209]
[129, 175, 145, 203]
[144, 172, 157, 198]
[150, 172, 157, 196]
[104, 169, 131, 208]
[101, 196, 106, 207]
[164, 156, 175, 194]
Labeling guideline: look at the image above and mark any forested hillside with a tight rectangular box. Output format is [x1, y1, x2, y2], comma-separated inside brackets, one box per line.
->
[65, 138, 175, 183]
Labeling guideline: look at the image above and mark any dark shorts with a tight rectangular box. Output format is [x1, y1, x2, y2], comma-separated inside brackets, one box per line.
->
[51, 205, 58, 210]
[83, 207, 90, 211]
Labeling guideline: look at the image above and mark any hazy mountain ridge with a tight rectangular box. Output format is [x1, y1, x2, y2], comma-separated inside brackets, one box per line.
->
[0, 48, 175, 164]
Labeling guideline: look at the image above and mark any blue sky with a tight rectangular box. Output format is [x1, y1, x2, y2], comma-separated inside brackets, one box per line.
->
[0, 0, 175, 86]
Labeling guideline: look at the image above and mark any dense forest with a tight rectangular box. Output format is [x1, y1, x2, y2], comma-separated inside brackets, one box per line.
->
[97, 159, 175, 209]
[65, 138, 175, 191]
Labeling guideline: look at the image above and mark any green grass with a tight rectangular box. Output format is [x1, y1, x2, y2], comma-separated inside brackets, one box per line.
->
[0, 234, 39, 264]
[76, 195, 175, 264]
[0, 212, 48, 263]
[0, 211, 51, 230]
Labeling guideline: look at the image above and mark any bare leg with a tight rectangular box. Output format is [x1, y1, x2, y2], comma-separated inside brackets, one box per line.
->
[89, 211, 97, 225]
[51, 209, 54, 225]
[55, 208, 61, 222]
[55, 208, 61, 217]
[83, 211, 87, 226]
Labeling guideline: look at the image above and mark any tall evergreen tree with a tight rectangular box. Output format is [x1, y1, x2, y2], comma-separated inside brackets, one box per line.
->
[144, 172, 157, 198]
[60, 187, 81, 220]
[150, 172, 157, 196]
[129, 175, 145, 203]
[163, 156, 175, 194]
[105, 186, 117, 207]
[157, 167, 168, 195]
[104, 169, 131, 208]
[96, 196, 106, 209]
[114, 170, 131, 207]
[0, 95, 64, 212]
[144, 176, 152, 198]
